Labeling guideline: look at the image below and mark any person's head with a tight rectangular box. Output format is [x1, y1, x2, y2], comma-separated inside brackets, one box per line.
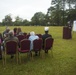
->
[13, 27, 17, 33]
[0, 33, 2, 38]
[17, 28, 22, 33]
[8, 30, 14, 37]
[30, 31, 35, 36]
[6, 27, 10, 32]
[44, 27, 49, 34]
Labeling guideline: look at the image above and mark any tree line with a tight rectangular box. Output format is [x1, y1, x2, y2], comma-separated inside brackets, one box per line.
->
[0, 0, 76, 26]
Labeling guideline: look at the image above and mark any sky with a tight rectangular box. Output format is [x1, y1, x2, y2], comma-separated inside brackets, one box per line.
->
[0, 0, 52, 22]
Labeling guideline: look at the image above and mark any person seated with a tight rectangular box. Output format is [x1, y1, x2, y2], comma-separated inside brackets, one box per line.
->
[2, 30, 19, 58]
[13, 27, 18, 36]
[0, 44, 2, 60]
[0, 40, 2, 60]
[17, 27, 23, 35]
[28, 31, 39, 56]
[42, 27, 52, 53]
[23, 32, 27, 38]
[0, 33, 3, 60]
[2, 26, 10, 39]
[0, 33, 3, 42]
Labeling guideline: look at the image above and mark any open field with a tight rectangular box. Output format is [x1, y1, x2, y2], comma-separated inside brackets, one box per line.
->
[0, 26, 76, 75]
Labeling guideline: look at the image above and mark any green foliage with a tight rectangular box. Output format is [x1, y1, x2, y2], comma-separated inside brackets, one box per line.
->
[47, 0, 76, 26]
[14, 16, 23, 26]
[1, 0, 76, 26]
[0, 26, 76, 75]
[31, 12, 46, 26]
[2, 14, 12, 26]
[22, 19, 30, 26]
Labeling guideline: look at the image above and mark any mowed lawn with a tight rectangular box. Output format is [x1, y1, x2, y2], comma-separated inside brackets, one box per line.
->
[0, 26, 76, 75]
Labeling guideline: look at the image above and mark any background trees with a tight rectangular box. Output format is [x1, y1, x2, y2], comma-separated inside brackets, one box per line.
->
[0, 0, 76, 26]
[14, 16, 23, 26]
[47, 0, 76, 26]
[2, 14, 12, 26]
[31, 12, 45, 26]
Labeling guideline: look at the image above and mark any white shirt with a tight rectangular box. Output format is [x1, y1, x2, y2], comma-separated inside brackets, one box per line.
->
[29, 35, 39, 50]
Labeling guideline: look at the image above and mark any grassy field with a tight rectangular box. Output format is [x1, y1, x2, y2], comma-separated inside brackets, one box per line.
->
[0, 26, 76, 75]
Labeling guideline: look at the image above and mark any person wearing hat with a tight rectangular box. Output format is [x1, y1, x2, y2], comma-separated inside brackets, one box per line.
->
[42, 27, 52, 53]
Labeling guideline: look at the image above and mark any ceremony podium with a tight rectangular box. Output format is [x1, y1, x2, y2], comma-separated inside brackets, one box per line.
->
[63, 26, 72, 39]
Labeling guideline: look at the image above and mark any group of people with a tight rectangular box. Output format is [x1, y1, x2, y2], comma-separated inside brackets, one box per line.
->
[0, 26, 52, 59]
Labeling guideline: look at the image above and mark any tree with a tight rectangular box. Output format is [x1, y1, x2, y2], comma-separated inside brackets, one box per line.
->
[31, 12, 45, 26]
[66, 0, 76, 24]
[14, 16, 23, 26]
[22, 19, 30, 26]
[2, 14, 12, 26]
[47, 0, 63, 26]
[47, 0, 76, 26]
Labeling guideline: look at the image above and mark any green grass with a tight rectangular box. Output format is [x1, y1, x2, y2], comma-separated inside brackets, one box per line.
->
[0, 26, 76, 75]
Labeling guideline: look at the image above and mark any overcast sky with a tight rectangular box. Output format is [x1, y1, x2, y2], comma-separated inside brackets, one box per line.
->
[0, 0, 52, 22]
